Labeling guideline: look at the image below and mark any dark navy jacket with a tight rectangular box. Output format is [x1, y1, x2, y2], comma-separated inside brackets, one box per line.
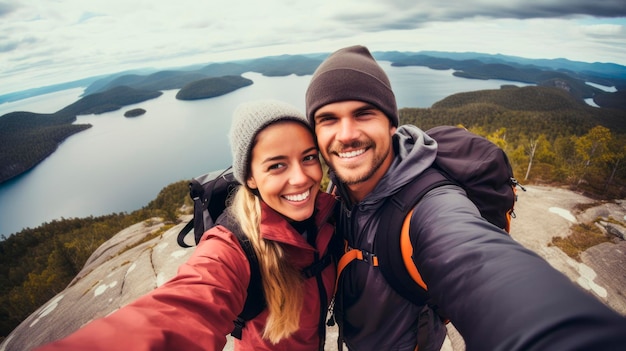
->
[332, 125, 626, 351]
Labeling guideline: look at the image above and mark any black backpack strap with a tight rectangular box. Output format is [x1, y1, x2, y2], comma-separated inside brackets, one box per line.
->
[176, 177, 208, 248]
[375, 167, 454, 304]
[231, 227, 265, 339]
[301, 254, 333, 278]
[215, 212, 266, 340]
[176, 220, 195, 248]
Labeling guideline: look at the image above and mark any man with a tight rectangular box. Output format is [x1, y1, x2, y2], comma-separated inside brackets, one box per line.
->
[305, 45, 626, 351]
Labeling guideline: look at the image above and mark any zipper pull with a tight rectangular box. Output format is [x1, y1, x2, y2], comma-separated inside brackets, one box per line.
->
[327, 314, 336, 327]
[511, 177, 526, 192]
[327, 298, 336, 326]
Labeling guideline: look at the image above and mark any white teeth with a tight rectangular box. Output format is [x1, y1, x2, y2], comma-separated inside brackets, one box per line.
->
[284, 190, 310, 202]
[338, 149, 365, 158]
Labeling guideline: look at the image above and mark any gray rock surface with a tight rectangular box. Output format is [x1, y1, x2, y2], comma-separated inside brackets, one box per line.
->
[1, 185, 625, 351]
[1, 218, 197, 351]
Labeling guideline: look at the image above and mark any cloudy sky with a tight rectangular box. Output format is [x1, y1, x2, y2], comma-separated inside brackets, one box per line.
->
[1, 0, 625, 96]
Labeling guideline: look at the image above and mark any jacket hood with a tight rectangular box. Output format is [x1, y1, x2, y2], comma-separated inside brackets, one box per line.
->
[332, 124, 437, 207]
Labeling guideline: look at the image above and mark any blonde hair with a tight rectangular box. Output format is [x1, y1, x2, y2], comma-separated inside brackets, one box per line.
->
[230, 185, 304, 344]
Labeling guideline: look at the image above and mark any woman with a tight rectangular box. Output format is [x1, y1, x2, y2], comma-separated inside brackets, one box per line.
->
[35, 100, 337, 351]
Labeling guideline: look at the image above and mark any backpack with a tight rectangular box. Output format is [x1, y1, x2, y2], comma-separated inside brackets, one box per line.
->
[177, 167, 238, 248]
[176, 167, 335, 341]
[375, 125, 525, 301]
[333, 125, 525, 348]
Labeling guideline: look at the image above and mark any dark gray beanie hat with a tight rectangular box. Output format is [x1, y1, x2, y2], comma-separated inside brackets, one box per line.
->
[229, 99, 309, 184]
[305, 45, 398, 127]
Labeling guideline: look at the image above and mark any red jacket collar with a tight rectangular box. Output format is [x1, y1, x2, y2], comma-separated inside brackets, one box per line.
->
[258, 192, 336, 250]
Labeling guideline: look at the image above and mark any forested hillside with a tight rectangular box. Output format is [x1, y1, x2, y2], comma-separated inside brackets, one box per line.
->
[401, 86, 626, 198]
[56, 85, 162, 116]
[0, 111, 92, 183]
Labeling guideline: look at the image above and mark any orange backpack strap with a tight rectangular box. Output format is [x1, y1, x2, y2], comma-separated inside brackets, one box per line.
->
[372, 167, 450, 304]
[400, 208, 427, 291]
[334, 242, 380, 295]
[401, 209, 451, 325]
[334, 209, 428, 297]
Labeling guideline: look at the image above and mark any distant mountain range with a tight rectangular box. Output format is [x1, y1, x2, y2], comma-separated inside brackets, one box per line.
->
[1, 50, 625, 105]
[78, 51, 626, 102]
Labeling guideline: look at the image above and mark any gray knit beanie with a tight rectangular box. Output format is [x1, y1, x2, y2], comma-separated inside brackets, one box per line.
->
[305, 45, 398, 127]
[228, 99, 309, 185]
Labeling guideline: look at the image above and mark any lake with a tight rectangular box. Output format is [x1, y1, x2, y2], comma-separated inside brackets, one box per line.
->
[0, 63, 532, 236]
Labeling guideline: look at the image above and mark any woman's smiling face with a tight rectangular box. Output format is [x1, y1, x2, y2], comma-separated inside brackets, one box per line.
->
[246, 121, 322, 221]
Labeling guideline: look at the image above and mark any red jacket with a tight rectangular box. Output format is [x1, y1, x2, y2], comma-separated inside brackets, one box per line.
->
[35, 192, 337, 351]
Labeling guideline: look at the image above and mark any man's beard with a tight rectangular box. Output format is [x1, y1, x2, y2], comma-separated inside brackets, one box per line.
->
[329, 140, 387, 186]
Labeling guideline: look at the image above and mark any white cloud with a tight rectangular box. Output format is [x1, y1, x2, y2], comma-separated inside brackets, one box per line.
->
[0, 0, 625, 96]
[581, 23, 625, 37]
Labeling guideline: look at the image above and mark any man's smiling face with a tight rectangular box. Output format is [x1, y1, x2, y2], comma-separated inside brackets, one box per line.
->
[313, 100, 396, 201]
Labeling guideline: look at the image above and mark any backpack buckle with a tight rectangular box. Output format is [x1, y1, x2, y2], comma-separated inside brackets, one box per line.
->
[347, 246, 379, 266]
